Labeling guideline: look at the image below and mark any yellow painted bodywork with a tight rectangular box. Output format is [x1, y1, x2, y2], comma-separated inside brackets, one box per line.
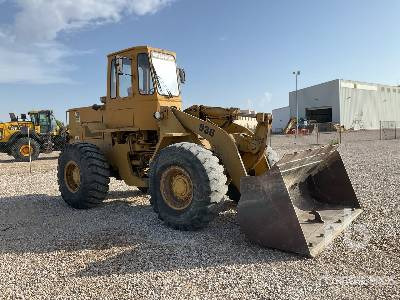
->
[67, 45, 272, 190]
[0, 110, 64, 156]
[0, 121, 35, 143]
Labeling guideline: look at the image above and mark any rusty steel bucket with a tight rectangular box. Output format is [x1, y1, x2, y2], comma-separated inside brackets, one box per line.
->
[237, 145, 362, 257]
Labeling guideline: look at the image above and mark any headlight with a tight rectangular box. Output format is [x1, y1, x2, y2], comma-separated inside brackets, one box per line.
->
[153, 111, 163, 120]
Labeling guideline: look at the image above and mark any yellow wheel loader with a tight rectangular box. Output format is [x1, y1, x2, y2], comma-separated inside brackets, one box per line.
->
[58, 45, 361, 257]
[0, 110, 66, 161]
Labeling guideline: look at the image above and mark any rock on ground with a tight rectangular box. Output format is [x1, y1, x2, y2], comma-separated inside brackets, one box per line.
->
[0, 134, 399, 299]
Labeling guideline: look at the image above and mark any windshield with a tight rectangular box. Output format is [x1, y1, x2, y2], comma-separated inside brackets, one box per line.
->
[151, 51, 179, 97]
[30, 114, 37, 124]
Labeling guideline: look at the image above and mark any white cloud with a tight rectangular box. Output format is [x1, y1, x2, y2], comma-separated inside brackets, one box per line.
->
[0, 0, 175, 84]
[242, 92, 273, 112]
[260, 91, 272, 107]
[245, 98, 253, 110]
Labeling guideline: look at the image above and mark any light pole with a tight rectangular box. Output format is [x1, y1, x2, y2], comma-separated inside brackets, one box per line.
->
[293, 71, 300, 137]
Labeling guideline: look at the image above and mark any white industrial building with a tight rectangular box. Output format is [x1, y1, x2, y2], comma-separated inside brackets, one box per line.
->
[271, 106, 290, 133]
[287, 79, 400, 130]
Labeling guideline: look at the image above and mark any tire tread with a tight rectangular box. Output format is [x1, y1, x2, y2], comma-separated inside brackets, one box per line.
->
[149, 142, 228, 230]
[58, 142, 110, 209]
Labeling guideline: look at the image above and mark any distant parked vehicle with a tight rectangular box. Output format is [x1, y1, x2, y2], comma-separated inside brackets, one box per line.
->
[0, 110, 67, 161]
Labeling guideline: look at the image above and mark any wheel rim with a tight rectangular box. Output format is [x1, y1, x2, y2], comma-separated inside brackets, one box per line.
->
[20, 145, 32, 157]
[160, 166, 193, 210]
[64, 161, 81, 193]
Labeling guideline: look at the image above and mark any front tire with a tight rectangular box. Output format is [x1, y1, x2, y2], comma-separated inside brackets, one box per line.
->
[149, 142, 228, 231]
[58, 143, 110, 209]
[12, 137, 40, 162]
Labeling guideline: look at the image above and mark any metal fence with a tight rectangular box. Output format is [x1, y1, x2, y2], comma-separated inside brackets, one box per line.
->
[1, 121, 399, 165]
[270, 121, 400, 147]
[380, 121, 399, 140]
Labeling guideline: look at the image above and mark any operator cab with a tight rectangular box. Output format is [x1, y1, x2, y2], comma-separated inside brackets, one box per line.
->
[105, 46, 185, 103]
[29, 110, 57, 134]
[96, 46, 186, 130]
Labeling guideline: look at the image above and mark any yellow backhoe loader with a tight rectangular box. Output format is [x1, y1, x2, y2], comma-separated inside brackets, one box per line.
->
[0, 110, 66, 161]
[58, 46, 361, 257]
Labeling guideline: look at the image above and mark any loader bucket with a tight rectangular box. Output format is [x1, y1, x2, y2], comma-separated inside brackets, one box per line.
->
[237, 145, 362, 257]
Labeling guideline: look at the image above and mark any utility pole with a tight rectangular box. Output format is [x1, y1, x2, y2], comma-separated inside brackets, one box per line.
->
[293, 71, 300, 138]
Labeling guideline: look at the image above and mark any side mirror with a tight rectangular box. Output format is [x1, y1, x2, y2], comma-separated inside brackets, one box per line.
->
[178, 68, 186, 84]
[100, 96, 106, 103]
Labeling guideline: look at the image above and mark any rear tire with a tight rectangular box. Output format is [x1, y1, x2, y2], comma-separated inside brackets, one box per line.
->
[149, 142, 228, 231]
[58, 143, 110, 209]
[12, 137, 40, 162]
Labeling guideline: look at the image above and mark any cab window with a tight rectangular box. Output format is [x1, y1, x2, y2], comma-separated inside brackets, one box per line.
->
[39, 113, 51, 133]
[137, 53, 154, 95]
[39, 113, 49, 126]
[110, 59, 117, 98]
[30, 114, 38, 125]
[118, 57, 132, 98]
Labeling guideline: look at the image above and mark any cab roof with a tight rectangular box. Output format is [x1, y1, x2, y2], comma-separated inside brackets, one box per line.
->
[28, 110, 53, 114]
[107, 45, 176, 58]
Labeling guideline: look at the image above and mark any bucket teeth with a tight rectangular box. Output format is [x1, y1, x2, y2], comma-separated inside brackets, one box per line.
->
[237, 145, 362, 257]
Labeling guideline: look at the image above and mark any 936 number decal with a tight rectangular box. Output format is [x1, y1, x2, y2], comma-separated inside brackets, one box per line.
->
[199, 123, 215, 137]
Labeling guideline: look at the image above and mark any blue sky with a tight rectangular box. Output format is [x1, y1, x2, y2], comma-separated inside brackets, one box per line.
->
[0, 0, 399, 122]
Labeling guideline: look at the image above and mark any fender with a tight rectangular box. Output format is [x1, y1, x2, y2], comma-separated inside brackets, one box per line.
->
[7, 131, 42, 147]
[171, 107, 247, 191]
[154, 107, 247, 191]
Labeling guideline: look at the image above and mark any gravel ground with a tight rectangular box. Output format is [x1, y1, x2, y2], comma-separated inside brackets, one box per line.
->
[0, 134, 399, 299]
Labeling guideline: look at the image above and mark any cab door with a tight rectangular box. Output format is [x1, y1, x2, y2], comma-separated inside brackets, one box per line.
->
[38, 112, 52, 134]
[104, 55, 136, 129]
